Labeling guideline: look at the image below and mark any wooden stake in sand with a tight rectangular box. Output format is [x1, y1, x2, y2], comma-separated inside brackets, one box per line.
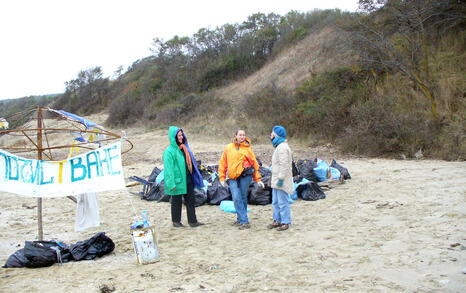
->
[37, 107, 44, 241]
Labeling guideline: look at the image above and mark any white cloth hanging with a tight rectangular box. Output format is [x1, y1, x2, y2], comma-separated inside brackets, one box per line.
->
[75, 192, 100, 232]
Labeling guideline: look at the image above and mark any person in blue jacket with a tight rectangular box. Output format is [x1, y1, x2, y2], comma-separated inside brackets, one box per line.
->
[163, 126, 205, 228]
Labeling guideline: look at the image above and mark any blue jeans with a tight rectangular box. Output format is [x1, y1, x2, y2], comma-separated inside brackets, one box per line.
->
[272, 188, 291, 224]
[228, 175, 252, 224]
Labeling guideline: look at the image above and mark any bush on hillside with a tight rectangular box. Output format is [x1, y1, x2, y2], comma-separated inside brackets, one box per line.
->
[341, 94, 436, 156]
[292, 67, 366, 139]
[242, 85, 296, 134]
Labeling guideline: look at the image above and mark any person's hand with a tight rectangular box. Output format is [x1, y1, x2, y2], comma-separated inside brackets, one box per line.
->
[277, 179, 284, 187]
[257, 181, 265, 189]
[220, 181, 226, 187]
[171, 187, 176, 191]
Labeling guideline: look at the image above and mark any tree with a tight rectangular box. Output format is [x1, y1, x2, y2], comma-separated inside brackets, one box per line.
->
[350, 0, 466, 120]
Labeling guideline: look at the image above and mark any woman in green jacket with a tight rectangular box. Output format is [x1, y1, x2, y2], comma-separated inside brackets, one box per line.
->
[163, 126, 205, 228]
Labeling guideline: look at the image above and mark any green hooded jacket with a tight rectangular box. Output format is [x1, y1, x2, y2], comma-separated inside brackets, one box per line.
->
[162, 126, 187, 195]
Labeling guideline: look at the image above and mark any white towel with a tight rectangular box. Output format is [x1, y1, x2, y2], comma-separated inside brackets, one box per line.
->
[75, 192, 100, 232]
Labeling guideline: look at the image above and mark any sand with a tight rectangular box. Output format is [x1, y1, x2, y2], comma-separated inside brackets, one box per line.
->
[1, 120, 465, 292]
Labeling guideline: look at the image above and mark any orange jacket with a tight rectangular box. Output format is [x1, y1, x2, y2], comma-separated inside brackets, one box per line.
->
[218, 137, 261, 182]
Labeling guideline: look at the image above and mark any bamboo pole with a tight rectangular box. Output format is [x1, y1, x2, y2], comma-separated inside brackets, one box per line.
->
[37, 107, 43, 241]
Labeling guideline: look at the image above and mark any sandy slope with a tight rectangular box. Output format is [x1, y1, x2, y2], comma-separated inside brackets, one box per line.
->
[0, 119, 465, 293]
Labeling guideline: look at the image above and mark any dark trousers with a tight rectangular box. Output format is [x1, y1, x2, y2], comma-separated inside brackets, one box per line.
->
[171, 182, 197, 224]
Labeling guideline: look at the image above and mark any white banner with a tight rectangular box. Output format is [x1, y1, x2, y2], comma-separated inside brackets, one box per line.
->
[0, 142, 125, 197]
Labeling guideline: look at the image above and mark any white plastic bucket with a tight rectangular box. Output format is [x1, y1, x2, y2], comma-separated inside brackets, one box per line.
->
[131, 226, 159, 264]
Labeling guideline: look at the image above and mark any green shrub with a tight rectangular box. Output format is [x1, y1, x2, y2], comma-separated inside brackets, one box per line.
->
[242, 85, 296, 133]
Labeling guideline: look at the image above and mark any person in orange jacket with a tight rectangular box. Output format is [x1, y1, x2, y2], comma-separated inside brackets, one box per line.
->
[218, 129, 264, 229]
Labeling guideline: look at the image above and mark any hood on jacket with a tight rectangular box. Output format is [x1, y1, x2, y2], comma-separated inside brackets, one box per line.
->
[169, 126, 188, 147]
[167, 126, 204, 189]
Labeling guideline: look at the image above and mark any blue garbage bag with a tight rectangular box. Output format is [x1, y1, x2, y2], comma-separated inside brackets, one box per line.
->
[314, 159, 329, 182]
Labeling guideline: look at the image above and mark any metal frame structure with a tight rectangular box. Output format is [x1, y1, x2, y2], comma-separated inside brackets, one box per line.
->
[0, 106, 133, 240]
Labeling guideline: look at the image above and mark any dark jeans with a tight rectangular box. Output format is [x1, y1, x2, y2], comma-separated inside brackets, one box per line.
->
[171, 182, 197, 224]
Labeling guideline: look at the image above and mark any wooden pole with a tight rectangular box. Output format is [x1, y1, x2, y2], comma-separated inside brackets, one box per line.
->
[37, 107, 43, 241]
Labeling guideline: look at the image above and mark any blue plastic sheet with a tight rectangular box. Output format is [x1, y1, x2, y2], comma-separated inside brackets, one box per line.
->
[220, 200, 250, 213]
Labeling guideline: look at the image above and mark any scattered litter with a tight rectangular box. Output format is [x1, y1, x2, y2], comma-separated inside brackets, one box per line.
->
[361, 200, 376, 204]
[438, 279, 449, 285]
[99, 284, 115, 293]
[21, 203, 36, 209]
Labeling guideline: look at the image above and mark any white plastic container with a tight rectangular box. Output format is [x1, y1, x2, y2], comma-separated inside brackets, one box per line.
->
[131, 226, 159, 264]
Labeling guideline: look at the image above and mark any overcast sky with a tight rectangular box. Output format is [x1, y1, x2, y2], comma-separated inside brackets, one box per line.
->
[0, 0, 358, 100]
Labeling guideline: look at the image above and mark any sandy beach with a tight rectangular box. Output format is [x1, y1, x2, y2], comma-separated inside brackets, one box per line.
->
[1, 120, 465, 292]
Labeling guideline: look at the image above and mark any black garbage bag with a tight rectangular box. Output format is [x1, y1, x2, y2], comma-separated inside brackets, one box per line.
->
[24, 241, 58, 268]
[296, 182, 326, 201]
[292, 160, 299, 177]
[258, 166, 272, 186]
[207, 177, 231, 205]
[193, 188, 208, 207]
[143, 180, 170, 202]
[3, 248, 29, 268]
[297, 159, 318, 182]
[3, 240, 72, 268]
[69, 232, 115, 261]
[330, 159, 351, 179]
[198, 164, 218, 182]
[248, 182, 272, 205]
[12, 241, 62, 268]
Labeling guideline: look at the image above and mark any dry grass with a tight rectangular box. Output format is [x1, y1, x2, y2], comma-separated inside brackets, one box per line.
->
[212, 26, 356, 106]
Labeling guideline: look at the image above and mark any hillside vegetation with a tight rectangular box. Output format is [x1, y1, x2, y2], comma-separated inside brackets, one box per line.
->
[2, 1, 465, 160]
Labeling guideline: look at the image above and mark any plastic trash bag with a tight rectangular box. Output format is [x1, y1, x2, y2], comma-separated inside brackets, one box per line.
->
[207, 177, 231, 205]
[297, 159, 318, 182]
[3, 240, 68, 268]
[313, 159, 329, 182]
[2, 248, 29, 268]
[69, 232, 115, 261]
[193, 188, 208, 207]
[329, 167, 341, 180]
[248, 182, 271, 205]
[292, 160, 299, 177]
[330, 159, 351, 179]
[296, 181, 326, 201]
[143, 180, 170, 202]
[199, 164, 217, 182]
[258, 166, 272, 186]
[291, 178, 310, 200]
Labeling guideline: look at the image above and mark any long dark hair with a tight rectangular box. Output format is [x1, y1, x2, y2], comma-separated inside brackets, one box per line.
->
[176, 129, 185, 145]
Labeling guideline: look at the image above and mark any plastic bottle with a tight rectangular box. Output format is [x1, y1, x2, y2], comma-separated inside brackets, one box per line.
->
[142, 210, 150, 228]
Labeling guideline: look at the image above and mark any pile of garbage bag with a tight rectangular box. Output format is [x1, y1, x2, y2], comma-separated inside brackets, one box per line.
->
[132, 158, 351, 206]
[3, 232, 115, 268]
